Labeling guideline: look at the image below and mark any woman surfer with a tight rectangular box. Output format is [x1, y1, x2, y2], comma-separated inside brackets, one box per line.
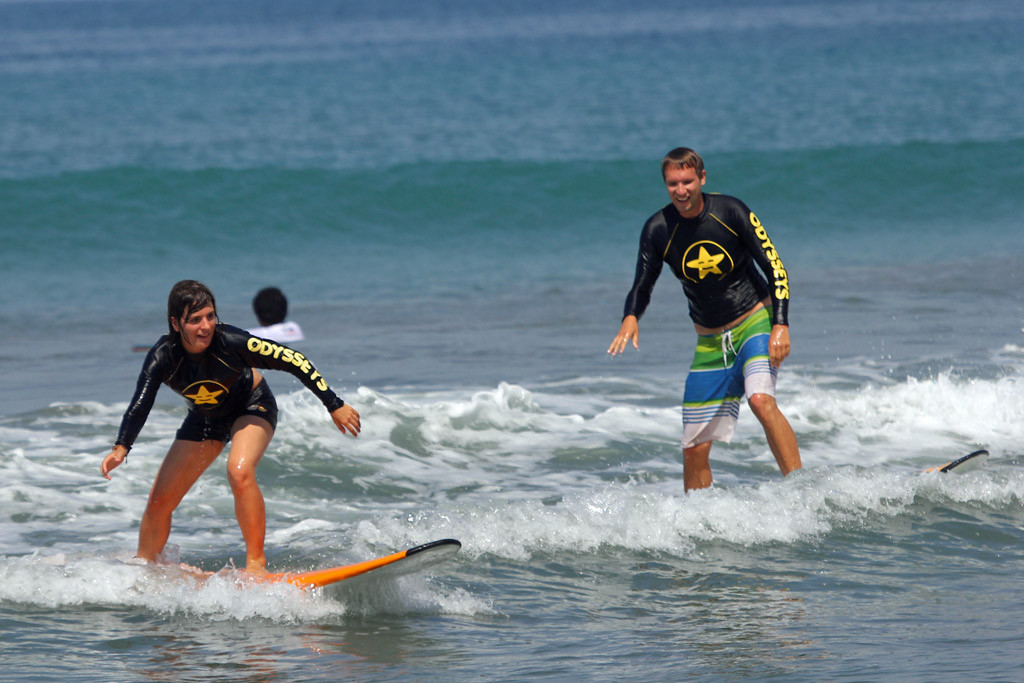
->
[100, 280, 361, 574]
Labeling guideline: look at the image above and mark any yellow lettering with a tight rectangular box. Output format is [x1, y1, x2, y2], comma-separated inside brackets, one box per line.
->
[256, 341, 285, 359]
[248, 337, 322, 381]
[310, 370, 321, 382]
[753, 216, 790, 299]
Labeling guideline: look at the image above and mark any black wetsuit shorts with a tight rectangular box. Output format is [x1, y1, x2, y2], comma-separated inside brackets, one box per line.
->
[175, 378, 279, 443]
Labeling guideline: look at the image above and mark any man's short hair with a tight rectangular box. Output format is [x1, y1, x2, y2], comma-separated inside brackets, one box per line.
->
[661, 147, 705, 180]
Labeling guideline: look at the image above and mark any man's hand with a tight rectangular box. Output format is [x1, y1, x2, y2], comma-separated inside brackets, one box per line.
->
[607, 315, 640, 356]
[769, 325, 790, 367]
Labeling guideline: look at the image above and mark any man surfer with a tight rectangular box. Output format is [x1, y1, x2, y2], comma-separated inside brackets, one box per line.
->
[100, 280, 360, 573]
[607, 147, 801, 491]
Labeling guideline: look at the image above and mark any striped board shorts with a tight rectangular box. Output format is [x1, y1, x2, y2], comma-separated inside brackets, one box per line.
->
[682, 307, 777, 449]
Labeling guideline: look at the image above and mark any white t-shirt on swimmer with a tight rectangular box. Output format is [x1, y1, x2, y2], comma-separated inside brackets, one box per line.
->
[247, 321, 305, 344]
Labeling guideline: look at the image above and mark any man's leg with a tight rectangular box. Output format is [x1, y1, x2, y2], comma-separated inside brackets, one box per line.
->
[747, 393, 801, 476]
[683, 440, 714, 491]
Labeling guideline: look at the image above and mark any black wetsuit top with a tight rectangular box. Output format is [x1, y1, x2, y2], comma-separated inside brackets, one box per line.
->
[114, 323, 344, 450]
[622, 193, 790, 328]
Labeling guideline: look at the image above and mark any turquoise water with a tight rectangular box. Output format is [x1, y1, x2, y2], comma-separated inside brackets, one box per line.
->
[2, 1, 1024, 680]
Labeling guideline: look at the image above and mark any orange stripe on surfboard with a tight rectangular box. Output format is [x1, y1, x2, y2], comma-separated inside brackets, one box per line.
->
[265, 538, 461, 589]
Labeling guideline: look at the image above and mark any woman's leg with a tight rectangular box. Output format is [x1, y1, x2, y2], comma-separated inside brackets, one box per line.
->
[225, 415, 274, 573]
[138, 439, 225, 562]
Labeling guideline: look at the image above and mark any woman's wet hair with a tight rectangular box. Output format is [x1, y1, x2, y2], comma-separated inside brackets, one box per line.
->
[167, 280, 217, 337]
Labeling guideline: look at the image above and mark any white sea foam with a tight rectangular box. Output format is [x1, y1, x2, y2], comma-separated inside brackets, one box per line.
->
[785, 370, 1024, 465]
[354, 460, 1023, 566]
[0, 550, 487, 622]
[272, 368, 1024, 494]
[3, 364, 1021, 621]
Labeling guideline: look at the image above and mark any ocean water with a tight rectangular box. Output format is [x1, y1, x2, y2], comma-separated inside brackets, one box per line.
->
[2, 0, 1024, 680]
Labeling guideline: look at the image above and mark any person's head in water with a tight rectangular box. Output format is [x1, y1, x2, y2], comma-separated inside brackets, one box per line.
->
[167, 280, 218, 352]
[253, 287, 288, 327]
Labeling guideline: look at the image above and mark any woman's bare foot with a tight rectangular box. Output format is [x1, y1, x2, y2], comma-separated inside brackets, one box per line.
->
[245, 559, 268, 576]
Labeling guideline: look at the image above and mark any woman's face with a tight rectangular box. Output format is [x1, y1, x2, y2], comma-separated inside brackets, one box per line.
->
[171, 304, 217, 355]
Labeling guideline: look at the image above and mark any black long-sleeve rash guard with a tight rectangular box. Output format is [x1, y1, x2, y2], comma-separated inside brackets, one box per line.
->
[622, 193, 790, 329]
[114, 323, 345, 450]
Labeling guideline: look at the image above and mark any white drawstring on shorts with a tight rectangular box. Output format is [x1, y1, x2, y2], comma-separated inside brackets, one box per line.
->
[721, 329, 736, 369]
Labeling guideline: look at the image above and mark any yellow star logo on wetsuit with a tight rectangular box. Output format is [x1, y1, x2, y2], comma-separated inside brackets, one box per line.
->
[686, 246, 726, 279]
[185, 385, 224, 405]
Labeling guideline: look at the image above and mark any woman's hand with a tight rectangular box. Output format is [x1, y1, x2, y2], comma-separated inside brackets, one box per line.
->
[331, 404, 361, 437]
[101, 445, 129, 480]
